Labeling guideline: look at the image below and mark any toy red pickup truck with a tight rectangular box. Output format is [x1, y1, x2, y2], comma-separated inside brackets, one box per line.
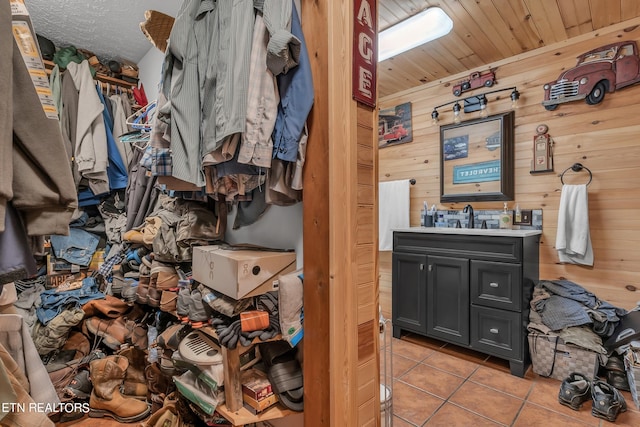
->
[542, 40, 640, 110]
[452, 71, 495, 96]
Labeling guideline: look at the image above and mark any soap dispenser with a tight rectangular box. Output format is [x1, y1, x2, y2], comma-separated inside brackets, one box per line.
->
[499, 202, 512, 229]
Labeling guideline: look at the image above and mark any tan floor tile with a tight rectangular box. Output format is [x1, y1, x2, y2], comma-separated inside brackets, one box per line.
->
[448, 380, 524, 425]
[422, 349, 480, 378]
[425, 402, 502, 426]
[388, 415, 417, 427]
[382, 351, 420, 379]
[513, 402, 599, 427]
[469, 365, 535, 399]
[392, 380, 445, 426]
[526, 376, 597, 424]
[399, 362, 465, 399]
[603, 406, 640, 426]
[391, 337, 436, 362]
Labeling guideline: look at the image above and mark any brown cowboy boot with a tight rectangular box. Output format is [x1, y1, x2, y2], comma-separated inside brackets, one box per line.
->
[117, 346, 149, 400]
[88, 355, 150, 422]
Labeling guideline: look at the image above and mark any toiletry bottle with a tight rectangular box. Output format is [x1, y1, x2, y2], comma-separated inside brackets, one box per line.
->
[421, 201, 428, 226]
[499, 202, 512, 229]
[513, 203, 521, 229]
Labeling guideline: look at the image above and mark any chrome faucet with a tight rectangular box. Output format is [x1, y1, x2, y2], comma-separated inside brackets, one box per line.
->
[463, 204, 474, 229]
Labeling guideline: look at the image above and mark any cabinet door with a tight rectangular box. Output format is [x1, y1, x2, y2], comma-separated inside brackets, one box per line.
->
[392, 253, 428, 335]
[426, 256, 469, 345]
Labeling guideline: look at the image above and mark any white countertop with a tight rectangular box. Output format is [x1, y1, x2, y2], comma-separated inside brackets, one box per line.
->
[394, 227, 542, 237]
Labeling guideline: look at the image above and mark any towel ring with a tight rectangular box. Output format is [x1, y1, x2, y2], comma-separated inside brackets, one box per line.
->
[560, 163, 592, 186]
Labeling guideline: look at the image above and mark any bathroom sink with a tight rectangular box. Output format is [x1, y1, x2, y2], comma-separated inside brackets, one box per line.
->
[393, 227, 542, 237]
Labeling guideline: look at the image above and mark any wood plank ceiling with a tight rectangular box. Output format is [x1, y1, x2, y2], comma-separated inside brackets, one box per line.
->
[378, 0, 640, 98]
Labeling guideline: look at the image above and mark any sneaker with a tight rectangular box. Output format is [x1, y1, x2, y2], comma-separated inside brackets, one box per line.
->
[558, 372, 591, 410]
[187, 289, 210, 328]
[591, 379, 627, 422]
[121, 278, 139, 304]
[63, 369, 92, 399]
[176, 288, 192, 325]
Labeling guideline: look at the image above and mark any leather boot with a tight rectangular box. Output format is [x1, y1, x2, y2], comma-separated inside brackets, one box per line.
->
[117, 346, 149, 400]
[84, 316, 129, 350]
[82, 295, 130, 318]
[88, 355, 150, 422]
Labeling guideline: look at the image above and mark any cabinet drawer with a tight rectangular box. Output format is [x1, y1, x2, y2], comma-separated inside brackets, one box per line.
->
[470, 306, 522, 360]
[470, 261, 521, 311]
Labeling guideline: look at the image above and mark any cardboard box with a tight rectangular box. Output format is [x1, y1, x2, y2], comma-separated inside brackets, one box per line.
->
[10, 0, 59, 120]
[243, 392, 278, 414]
[241, 369, 273, 401]
[192, 246, 296, 299]
[528, 332, 601, 381]
[624, 348, 640, 410]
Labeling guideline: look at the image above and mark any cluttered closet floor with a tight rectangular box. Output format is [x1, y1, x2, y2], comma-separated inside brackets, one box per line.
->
[384, 334, 640, 427]
[63, 332, 640, 427]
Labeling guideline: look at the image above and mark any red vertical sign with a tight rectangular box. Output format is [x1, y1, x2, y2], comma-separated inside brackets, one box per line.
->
[353, 0, 377, 108]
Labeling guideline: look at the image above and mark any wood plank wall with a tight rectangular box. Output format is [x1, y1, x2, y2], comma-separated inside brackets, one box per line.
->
[304, 1, 380, 425]
[378, 17, 640, 318]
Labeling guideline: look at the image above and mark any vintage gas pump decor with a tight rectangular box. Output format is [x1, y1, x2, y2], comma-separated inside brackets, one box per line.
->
[530, 124, 554, 173]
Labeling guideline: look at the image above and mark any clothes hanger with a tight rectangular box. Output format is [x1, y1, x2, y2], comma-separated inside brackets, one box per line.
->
[125, 100, 157, 131]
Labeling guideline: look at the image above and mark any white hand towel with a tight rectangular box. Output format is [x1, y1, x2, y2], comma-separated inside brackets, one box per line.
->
[378, 180, 410, 251]
[556, 184, 594, 266]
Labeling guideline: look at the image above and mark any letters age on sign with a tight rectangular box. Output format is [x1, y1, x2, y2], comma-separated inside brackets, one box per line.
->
[353, 0, 377, 107]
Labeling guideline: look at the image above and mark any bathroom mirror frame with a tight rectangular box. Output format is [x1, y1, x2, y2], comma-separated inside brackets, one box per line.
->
[440, 110, 514, 202]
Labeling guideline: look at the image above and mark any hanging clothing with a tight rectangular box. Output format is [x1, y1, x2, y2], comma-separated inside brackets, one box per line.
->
[66, 60, 110, 196]
[0, 1, 77, 236]
[96, 88, 129, 190]
[0, 203, 36, 286]
[238, 11, 279, 168]
[161, 0, 298, 186]
[272, 1, 314, 163]
[60, 70, 81, 186]
[109, 94, 133, 168]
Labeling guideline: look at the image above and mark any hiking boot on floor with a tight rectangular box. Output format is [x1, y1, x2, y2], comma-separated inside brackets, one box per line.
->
[558, 372, 591, 410]
[591, 379, 627, 422]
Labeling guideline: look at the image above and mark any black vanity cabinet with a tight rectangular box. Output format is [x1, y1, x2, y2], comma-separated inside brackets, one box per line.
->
[391, 229, 540, 377]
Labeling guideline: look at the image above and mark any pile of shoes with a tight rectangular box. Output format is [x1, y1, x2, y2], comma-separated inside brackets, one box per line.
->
[558, 371, 628, 422]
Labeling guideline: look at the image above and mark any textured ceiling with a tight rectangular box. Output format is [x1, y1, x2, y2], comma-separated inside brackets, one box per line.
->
[25, 0, 181, 63]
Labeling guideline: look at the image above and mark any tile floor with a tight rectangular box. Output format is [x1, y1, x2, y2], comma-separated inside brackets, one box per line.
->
[382, 333, 640, 427]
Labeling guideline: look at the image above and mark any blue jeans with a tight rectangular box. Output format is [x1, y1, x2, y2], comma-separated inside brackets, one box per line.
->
[50, 228, 100, 267]
[36, 276, 104, 325]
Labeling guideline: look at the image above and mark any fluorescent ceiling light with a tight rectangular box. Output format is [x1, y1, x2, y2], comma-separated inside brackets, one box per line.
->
[378, 7, 453, 62]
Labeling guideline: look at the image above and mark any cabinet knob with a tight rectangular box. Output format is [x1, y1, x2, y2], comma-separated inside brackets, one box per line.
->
[489, 328, 499, 334]
[420, 264, 424, 270]
[489, 282, 499, 288]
